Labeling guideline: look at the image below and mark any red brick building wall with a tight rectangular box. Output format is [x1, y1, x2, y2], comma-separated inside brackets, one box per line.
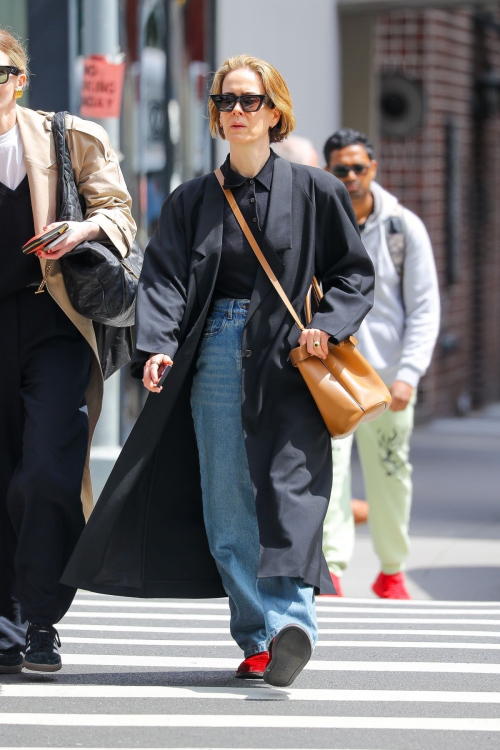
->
[374, 7, 500, 416]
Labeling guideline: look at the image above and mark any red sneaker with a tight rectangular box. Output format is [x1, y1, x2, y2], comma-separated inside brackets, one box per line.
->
[235, 651, 269, 679]
[372, 572, 411, 600]
[318, 571, 344, 597]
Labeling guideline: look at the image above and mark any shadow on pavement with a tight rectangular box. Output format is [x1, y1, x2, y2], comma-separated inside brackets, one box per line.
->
[0, 670, 245, 687]
[407, 566, 500, 601]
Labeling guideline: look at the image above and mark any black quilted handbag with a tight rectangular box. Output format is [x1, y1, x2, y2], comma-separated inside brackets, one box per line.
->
[51, 111, 143, 328]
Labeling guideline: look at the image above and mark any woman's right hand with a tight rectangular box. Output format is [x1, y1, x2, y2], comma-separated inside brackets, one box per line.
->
[142, 354, 173, 393]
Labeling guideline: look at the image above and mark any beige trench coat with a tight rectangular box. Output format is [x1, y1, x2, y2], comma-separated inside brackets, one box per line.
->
[16, 106, 136, 520]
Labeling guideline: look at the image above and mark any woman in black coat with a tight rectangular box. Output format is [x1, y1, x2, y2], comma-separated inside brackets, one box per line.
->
[63, 55, 374, 687]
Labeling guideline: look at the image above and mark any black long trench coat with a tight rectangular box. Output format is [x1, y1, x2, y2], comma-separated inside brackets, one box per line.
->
[62, 156, 374, 597]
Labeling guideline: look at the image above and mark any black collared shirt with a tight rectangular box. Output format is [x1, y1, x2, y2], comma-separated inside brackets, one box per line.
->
[214, 150, 275, 300]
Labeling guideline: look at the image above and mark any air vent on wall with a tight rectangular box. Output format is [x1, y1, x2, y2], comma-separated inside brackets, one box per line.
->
[380, 73, 424, 138]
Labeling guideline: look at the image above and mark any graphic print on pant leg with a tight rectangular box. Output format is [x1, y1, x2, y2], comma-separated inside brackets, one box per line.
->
[377, 428, 408, 478]
[356, 398, 415, 575]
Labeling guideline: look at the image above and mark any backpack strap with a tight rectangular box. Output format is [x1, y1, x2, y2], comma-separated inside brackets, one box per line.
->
[385, 203, 406, 279]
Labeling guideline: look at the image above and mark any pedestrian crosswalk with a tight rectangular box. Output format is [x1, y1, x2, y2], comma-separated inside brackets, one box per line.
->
[1, 593, 500, 749]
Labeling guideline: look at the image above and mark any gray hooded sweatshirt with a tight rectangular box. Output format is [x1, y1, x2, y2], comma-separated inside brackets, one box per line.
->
[356, 182, 440, 388]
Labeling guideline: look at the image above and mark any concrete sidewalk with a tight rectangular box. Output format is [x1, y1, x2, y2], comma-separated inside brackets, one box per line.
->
[343, 404, 500, 601]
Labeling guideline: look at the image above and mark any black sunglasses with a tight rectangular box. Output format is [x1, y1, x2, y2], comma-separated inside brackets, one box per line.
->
[0, 66, 21, 85]
[329, 163, 372, 179]
[210, 93, 274, 113]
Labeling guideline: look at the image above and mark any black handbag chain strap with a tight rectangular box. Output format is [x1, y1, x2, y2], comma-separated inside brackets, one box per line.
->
[52, 111, 141, 281]
[34, 112, 84, 294]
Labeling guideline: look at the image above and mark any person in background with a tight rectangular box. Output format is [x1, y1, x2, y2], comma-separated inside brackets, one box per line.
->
[321, 128, 440, 599]
[273, 133, 320, 166]
[0, 29, 135, 674]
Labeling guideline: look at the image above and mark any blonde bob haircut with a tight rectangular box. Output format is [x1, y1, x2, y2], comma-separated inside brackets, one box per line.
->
[0, 28, 30, 89]
[209, 55, 295, 144]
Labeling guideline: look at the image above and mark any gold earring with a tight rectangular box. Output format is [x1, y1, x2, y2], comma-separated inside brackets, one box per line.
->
[14, 88, 23, 100]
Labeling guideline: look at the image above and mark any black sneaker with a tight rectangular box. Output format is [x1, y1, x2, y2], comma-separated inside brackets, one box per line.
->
[263, 624, 312, 687]
[24, 623, 62, 672]
[0, 647, 24, 674]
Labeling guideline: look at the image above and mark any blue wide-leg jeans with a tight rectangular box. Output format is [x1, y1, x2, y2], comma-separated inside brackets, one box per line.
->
[191, 298, 318, 658]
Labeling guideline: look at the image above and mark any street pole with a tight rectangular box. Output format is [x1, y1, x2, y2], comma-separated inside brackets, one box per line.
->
[82, 0, 122, 490]
[82, 0, 121, 153]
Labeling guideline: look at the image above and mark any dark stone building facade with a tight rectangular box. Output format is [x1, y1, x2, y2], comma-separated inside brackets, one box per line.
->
[372, 6, 500, 416]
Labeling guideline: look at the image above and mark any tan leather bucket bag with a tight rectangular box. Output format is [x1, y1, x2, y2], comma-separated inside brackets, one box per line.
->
[215, 169, 392, 439]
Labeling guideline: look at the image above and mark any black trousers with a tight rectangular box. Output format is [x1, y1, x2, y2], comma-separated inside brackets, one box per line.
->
[0, 288, 91, 649]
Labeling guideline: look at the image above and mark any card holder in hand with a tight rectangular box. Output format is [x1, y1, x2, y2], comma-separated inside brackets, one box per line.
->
[22, 223, 70, 254]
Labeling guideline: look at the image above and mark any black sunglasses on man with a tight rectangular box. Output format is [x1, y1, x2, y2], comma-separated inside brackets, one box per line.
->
[328, 163, 373, 179]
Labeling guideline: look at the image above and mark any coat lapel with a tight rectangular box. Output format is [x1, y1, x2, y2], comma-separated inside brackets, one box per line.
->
[191, 174, 224, 269]
[246, 155, 293, 326]
[16, 106, 58, 279]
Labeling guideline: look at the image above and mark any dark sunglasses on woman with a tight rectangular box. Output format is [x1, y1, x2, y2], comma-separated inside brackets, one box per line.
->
[210, 93, 274, 113]
[329, 163, 372, 179]
[0, 66, 21, 84]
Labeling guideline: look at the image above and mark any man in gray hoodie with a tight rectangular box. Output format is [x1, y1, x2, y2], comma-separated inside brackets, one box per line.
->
[322, 128, 440, 599]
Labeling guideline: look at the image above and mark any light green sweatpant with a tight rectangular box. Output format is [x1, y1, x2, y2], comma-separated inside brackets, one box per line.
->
[323, 394, 416, 577]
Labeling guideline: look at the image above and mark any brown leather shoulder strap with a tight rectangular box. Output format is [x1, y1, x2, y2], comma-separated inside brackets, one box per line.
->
[214, 168, 304, 331]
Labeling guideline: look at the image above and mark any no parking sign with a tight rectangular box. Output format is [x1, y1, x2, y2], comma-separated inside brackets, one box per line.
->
[80, 55, 125, 119]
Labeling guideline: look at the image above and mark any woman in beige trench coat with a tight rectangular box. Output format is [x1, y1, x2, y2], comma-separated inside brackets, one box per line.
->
[0, 29, 135, 674]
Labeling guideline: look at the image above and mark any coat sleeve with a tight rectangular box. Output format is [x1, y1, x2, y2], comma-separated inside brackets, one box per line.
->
[309, 172, 375, 343]
[67, 115, 136, 257]
[130, 187, 190, 378]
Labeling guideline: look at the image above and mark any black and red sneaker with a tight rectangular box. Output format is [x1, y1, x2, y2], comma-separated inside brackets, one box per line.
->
[263, 624, 312, 687]
[235, 651, 269, 679]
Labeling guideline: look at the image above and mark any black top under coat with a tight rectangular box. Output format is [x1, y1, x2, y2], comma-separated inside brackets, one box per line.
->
[0, 176, 41, 300]
[214, 150, 275, 300]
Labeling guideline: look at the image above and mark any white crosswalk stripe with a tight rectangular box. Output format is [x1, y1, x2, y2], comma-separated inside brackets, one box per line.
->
[1, 713, 500, 730]
[70, 599, 500, 615]
[56, 623, 500, 637]
[2, 593, 500, 747]
[72, 591, 500, 612]
[62, 610, 500, 624]
[53, 654, 500, 672]
[57, 636, 500, 649]
[2, 684, 500, 703]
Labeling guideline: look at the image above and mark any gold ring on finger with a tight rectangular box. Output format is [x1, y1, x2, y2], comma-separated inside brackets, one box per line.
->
[313, 341, 321, 349]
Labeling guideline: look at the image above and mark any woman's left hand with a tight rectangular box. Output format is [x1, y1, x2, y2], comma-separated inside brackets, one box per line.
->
[36, 221, 103, 260]
[298, 328, 330, 360]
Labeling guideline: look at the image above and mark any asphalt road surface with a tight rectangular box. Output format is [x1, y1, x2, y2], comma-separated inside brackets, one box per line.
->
[1, 592, 500, 750]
